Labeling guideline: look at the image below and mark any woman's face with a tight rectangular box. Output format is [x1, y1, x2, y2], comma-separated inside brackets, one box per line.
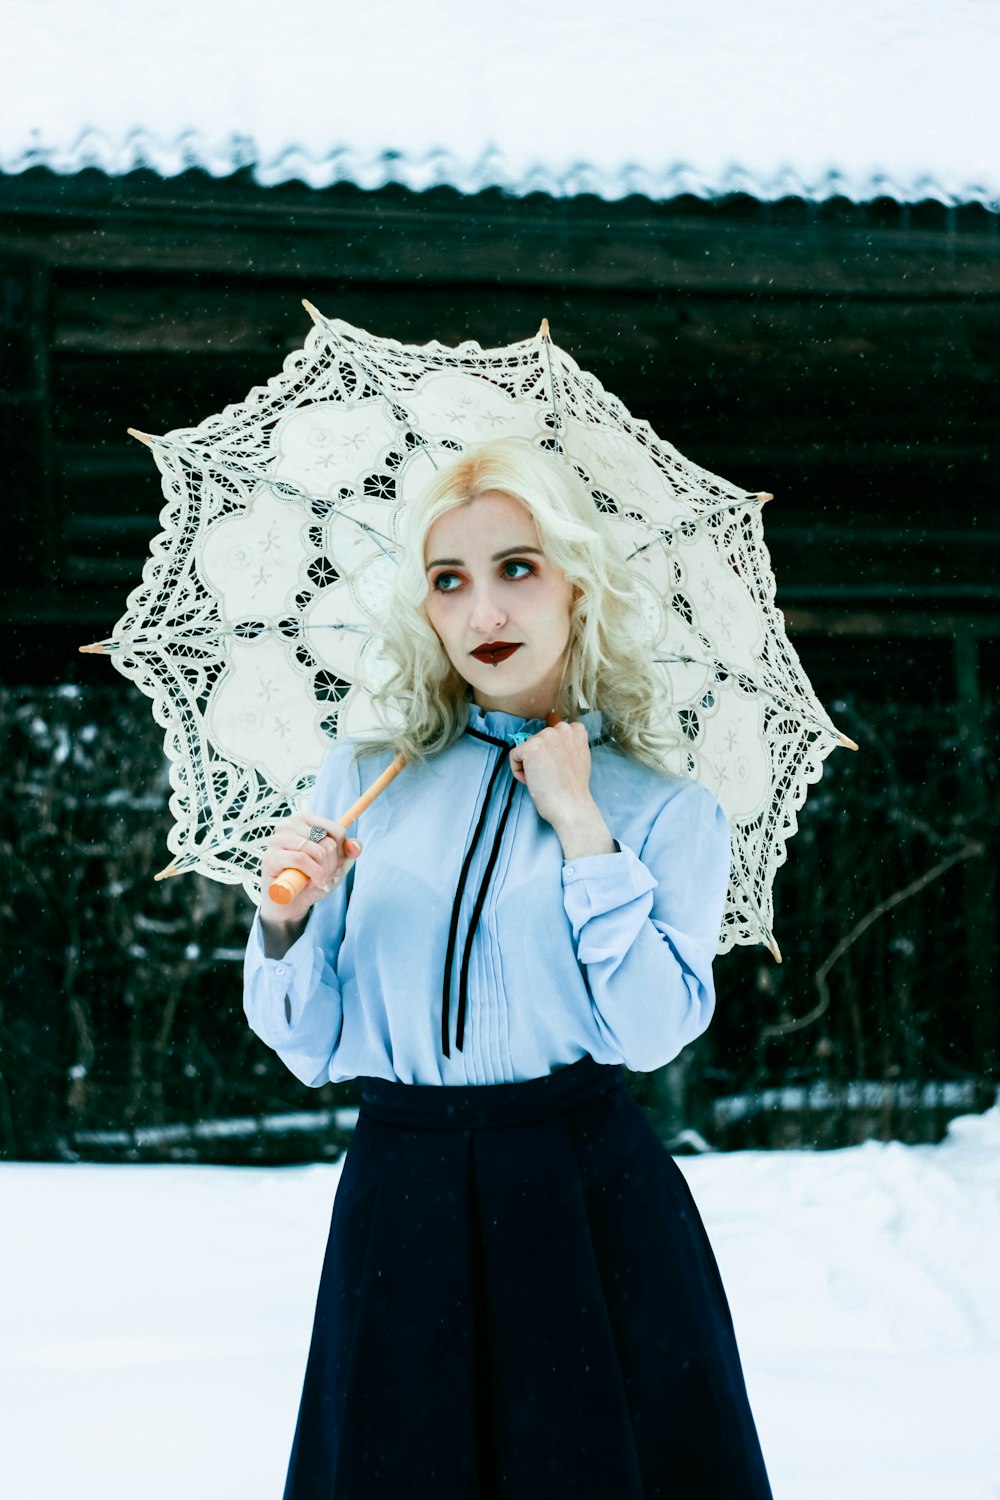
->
[423, 490, 575, 720]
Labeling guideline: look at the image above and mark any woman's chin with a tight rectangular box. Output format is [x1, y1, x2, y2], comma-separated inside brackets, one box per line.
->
[454, 648, 567, 717]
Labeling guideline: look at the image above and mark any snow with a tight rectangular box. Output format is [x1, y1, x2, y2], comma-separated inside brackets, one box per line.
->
[2, 0, 998, 208]
[1, 1100, 998, 1498]
[714, 1078, 980, 1127]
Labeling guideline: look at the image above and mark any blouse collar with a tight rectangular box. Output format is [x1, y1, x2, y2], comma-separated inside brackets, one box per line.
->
[466, 700, 605, 746]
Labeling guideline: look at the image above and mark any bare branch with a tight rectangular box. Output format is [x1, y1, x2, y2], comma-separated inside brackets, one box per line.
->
[760, 839, 986, 1045]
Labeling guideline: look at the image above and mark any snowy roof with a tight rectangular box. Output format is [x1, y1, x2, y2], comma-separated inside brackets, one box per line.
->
[3, 0, 999, 209]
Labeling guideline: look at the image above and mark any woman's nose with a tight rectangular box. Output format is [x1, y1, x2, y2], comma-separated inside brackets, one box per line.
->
[468, 590, 506, 633]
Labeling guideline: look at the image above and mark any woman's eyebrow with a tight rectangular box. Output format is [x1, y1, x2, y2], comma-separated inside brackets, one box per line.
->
[425, 545, 543, 571]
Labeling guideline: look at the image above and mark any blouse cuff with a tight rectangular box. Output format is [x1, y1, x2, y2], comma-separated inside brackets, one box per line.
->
[561, 841, 657, 923]
[245, 910, 320, 1030]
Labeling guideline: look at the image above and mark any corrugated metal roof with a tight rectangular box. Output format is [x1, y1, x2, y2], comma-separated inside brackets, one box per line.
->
[3, 0, 998, 208]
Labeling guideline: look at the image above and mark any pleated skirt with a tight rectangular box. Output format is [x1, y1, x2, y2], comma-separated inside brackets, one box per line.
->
[282, 1054, 773, 1500]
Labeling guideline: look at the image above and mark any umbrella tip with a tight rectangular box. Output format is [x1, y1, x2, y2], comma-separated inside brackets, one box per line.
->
[768, 935, 783, 964]
[757, 492, 774, 504]
[78, 641, 105, 654]
[154, 863, 180, 882]
[538, 317, 550, 340]
[127, 427, 152, 446]
[837, 732, 860, 752]
[302, 299, 322, 324]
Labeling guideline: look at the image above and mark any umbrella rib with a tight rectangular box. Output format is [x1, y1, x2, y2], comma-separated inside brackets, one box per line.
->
[624, 494, 766, 555]
[303, 302, 437, 467]
[654, 655, 855, 747]
[342, 519, 399, 563]
[727, 863, 782, 962]
[320, 323, 414, 423]
[538, 320, 564, 447]
[133, 434, 401, 559]
[82, 622, 374, 654]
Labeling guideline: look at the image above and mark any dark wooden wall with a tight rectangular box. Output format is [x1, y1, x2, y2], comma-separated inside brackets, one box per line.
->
[1, 168, 996, 1153]
[2, 170, 997, 655]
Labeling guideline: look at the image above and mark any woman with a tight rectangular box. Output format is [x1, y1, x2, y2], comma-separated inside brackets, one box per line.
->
[243, 438, 773, 1499]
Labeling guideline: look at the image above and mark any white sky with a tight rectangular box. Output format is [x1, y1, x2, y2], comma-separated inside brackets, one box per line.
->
[2, 0, 998, 205]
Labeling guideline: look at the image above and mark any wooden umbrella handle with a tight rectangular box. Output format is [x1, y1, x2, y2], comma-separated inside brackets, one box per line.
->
[267, 753, 406, 905]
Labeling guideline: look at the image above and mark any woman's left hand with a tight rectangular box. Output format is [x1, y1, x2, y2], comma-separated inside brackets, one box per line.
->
[509, 721, 616, 857]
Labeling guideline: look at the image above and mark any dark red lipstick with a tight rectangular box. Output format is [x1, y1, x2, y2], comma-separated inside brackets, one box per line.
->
[470, 641, 522, 665]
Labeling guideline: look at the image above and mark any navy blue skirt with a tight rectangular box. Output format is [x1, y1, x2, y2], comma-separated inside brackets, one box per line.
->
[283, 1055, 773, 1499]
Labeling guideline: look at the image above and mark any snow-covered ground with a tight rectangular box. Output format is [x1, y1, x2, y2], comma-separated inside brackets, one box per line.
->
[2, 1102, 998, 1499]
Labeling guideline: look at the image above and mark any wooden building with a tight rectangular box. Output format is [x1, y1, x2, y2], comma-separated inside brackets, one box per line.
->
[1, 4, 998, 1157]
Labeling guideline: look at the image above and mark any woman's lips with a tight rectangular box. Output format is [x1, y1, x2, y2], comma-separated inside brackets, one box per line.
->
[470, 643, 522, 665]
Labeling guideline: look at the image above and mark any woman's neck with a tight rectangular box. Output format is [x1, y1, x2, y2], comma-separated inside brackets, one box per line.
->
[472, 690, 556, 721]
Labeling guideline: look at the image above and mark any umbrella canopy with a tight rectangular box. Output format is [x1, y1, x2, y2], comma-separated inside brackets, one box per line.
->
[84, 306, 855, 957]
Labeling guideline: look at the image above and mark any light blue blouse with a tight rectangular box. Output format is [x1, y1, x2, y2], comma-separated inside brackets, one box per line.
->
[242, 701, 731, 1087]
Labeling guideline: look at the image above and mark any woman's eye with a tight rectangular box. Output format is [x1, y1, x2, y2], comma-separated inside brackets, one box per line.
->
[502, 560, 536, 580]
[432, 572, 461, 592]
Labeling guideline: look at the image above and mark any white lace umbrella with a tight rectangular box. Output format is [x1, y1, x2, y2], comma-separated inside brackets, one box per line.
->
[83, 305, 856, 959]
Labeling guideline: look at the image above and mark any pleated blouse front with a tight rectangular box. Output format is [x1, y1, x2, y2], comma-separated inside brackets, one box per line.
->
[242, 701, 731, 1087]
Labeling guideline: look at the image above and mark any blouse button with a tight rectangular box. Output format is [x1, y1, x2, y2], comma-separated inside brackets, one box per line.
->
[565, 864, 575, 876]
[275, 964, 288, 977]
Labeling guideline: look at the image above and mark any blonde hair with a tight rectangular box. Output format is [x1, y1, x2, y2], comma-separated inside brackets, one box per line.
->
[356, 437, 678, 772]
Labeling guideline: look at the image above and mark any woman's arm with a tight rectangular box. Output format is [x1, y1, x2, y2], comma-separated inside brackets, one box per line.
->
[242, 740, 363, 1087]
[511, 720, 730, 1071]
[260, 913, 308, 958]
[560, 779, 731, 1073]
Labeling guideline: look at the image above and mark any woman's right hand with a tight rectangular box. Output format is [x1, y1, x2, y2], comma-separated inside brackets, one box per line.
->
[258, 813, 362, 947]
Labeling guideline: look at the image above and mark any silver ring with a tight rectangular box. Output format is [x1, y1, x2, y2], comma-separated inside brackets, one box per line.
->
[307, 825, 328, 844]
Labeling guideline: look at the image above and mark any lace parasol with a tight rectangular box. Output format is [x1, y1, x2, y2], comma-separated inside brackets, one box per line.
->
[83, 306, 856, 959]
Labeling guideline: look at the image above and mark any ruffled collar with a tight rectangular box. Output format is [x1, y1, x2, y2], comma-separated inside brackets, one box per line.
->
[466, 700, 604, 746]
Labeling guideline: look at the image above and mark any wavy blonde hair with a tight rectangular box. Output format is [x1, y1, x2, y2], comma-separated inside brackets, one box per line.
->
[356, 437, 678, 772]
